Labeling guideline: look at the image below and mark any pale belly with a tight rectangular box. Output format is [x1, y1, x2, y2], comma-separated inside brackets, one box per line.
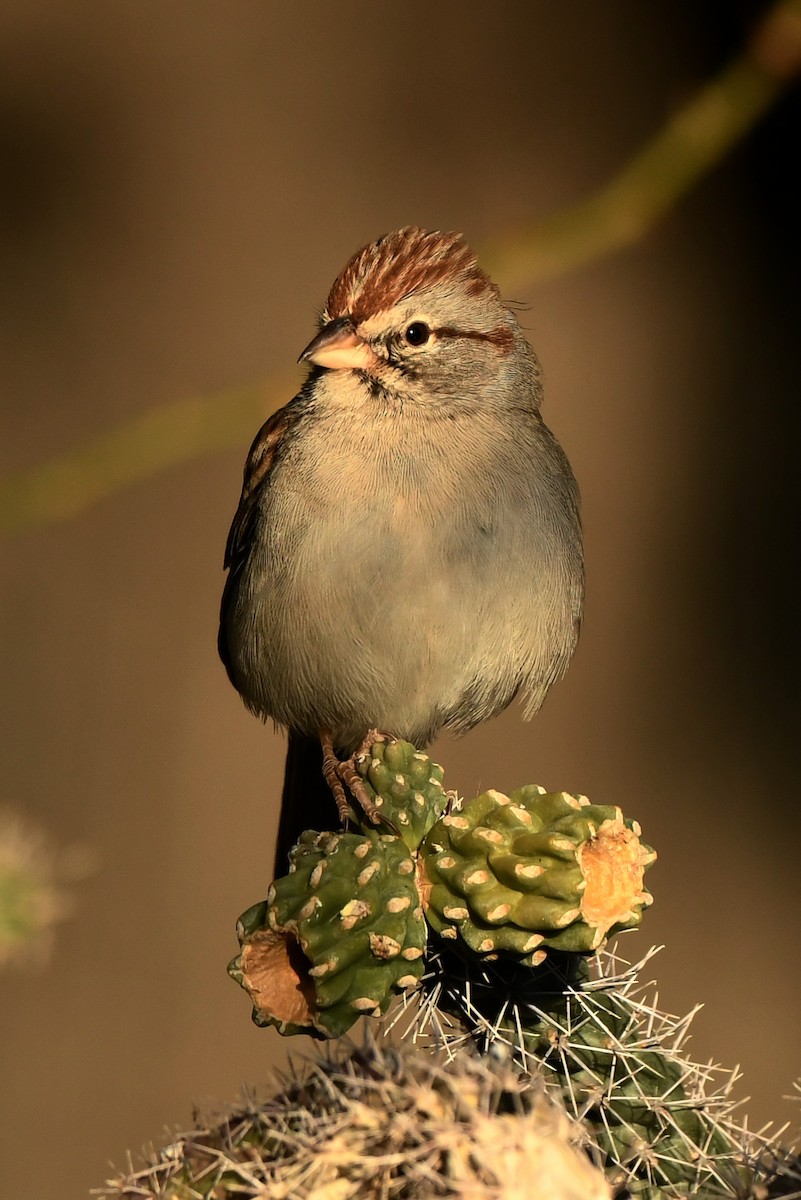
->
[224, 403, 580, 749]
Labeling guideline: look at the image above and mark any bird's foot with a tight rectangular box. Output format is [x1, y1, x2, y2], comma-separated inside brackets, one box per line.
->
[320, 730, 351, 826]
[320, 728, 395, 833]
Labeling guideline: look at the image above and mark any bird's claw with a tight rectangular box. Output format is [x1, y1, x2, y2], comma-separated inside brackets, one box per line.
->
[321, 728, 399, 836]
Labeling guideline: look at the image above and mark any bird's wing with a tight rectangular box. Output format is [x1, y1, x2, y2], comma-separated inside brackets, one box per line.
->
[222, 406, 291, 573]
[218, 404, 293, 676]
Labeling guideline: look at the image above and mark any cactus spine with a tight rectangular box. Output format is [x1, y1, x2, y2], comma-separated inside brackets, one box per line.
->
[100, 1041, 612, 1199]
[404, 941, 771, 1198]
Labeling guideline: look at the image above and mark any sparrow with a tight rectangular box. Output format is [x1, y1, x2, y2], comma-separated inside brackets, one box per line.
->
[219, 227, 584, 872]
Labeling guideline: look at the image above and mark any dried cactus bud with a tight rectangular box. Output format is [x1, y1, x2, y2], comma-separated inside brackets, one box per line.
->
[420, 787, 655, 963]
[353, 737, 449, 850]
[229, 829, 426, 1038]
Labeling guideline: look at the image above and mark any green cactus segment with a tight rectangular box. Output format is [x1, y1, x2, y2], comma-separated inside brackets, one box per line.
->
[353, 738, 449, 851]
[228, 829, 426, 1038]
[421, 787, 655, 962]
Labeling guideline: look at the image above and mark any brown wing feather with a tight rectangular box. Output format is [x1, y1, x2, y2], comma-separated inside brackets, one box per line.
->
[218, 406, 291, 678]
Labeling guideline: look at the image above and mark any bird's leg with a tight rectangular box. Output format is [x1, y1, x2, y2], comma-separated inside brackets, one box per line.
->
[337, 729, 388, 828]
[319, 729, 394, 831]
[320, 729, 352, 826]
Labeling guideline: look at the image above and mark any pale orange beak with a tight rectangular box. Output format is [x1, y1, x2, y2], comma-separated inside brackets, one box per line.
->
[298, 317, 377, 371]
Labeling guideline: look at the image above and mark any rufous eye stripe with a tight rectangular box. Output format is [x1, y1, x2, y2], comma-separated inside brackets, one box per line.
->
[435, 326, 515, 352]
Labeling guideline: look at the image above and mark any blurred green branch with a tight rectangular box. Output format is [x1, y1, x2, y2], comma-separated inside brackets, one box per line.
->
[2, 0, 800, 537]
[0, 375, 298, 533]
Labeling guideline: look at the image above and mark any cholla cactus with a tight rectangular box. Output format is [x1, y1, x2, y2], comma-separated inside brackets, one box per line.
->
[105, 738, 800, 1199]
[100, 1039, 612, 1200]
[99, 1032, 800, 1200]
[353, 736, 449, 851]
[399, 943, 796, 1199]
[421, 786, 655, 962]
[231, 740, 656, 1038]
[229, 828, 426, 1038]
[223, 741, 799, 1196]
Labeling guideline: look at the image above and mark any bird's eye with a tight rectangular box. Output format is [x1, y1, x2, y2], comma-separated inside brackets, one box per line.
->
[404, 322, 431, 347]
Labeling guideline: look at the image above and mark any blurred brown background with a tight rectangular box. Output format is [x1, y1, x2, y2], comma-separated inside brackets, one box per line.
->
[1, 3, 799, 1196]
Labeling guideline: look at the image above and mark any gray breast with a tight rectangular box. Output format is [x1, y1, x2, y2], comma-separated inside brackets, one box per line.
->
[226, 394, 582, 749]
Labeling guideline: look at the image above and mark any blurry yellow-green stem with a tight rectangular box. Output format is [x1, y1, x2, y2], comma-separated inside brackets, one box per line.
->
[2, 0, 799, 536]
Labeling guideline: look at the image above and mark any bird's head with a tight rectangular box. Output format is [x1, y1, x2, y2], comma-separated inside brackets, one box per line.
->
[298, 227, 535, 406]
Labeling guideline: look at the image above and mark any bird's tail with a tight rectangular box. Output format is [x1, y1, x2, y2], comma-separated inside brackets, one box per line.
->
[273, 731, 340, 875]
